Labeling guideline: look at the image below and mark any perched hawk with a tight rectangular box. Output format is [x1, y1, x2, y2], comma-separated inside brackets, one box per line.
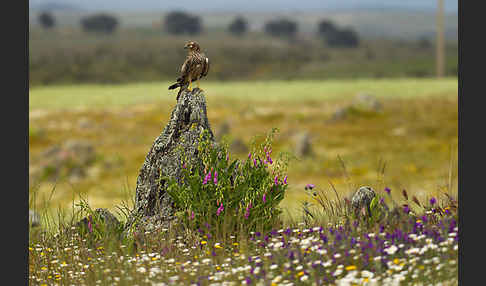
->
[168, 41, 210, 100]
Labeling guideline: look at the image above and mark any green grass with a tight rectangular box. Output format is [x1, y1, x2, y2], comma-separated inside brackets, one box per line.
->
[29, 78, 457, 110]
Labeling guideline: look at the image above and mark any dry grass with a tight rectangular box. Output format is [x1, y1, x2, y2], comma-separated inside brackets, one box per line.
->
[29, 79, 458, 221]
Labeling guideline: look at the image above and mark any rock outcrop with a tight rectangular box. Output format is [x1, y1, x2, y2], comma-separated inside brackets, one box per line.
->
[125, 88, 215, 233]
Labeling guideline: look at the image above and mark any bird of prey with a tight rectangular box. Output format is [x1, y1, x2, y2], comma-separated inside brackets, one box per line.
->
[168, 41, 210, 100]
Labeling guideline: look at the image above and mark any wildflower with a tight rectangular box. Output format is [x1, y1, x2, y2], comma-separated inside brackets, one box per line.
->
[214, 171, 218, 185]
[190, 211, 195, 220]
[216, 203, 224, 216]
[430, 197, 437, 206]
[403, 204, 410, 214]
[384, 187, 391, 195]
[248, 152, 252, 159]
[345, 265, 357, 271]
[305, 184, 315, 190]
[244, 203, 252, 219]
[253, 158, 257, 167]
[263, 193, 267, 203]
[283, 175, 288, 184]
[266, 155, 273, 164]
[384, 245, 398, 255]
[87, 217, 93, 233]
[201, 241, 207, 245]
[274, 175, 279, 186]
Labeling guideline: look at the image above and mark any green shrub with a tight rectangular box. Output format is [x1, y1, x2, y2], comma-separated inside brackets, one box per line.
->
[166, 129, 289, 235]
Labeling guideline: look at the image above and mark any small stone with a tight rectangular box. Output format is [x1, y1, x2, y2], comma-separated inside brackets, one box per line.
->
[294, 132, 312, 157]
[352, 93, 383, 112]
[351, 186, 376, 215]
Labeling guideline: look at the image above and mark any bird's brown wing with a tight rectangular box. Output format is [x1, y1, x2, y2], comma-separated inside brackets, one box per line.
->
[179, 56, 193, 82]
[200, 56, 210, 79]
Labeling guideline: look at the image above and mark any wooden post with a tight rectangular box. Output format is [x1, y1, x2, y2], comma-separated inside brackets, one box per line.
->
[436, 0, 445, 78]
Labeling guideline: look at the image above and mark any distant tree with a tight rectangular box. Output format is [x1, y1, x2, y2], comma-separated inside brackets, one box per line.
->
[317, 19, 360, 48]
[328, 28, 360, 48]
[228, 16, 248, 36]
[317, 20, 337, 37]
[81, 14, 118, 34]
[38, 12, 56, 29]
[164, 11, 202, 35]
[264, 18, 298, 38]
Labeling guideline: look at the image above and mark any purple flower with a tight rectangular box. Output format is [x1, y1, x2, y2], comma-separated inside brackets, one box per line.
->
[248, 152, 252, 159]
[384, 187, 391, 195]
[217, 203, 224, 216]
[213, 171, 218, 185]
[190, 211, 195, 220]
[263, 193, 267, 203]
[305, 184, 315, 190]
[430, 197, 437, 206]
[403, 205, 410, 214]
[244, 203, 252, 219]
[203, 172, 211, 185]
[87, 216, 93, 233]
[283, 175, 288, 185]
[274, 175, 279, 186]
[266, 155, 273, 164]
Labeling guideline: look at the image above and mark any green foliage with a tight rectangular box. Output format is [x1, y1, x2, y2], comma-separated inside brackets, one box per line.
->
[166, 129, 289, 234]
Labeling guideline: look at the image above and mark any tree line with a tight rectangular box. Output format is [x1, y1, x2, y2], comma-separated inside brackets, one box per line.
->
[38, 11, 360, 48]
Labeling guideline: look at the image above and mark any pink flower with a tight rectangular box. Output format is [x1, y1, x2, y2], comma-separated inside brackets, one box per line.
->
[248, 152, 252, 159]
[263, 193, 267, 203]
[190, 211, 195, 220]
[213, 171, 218, 185]
[274, 175, 279, 186]
[283, 175, 288, 185]
[87, 216, 93, 233]
[245, 203, 252, 219]
[217, 203, 224, 216]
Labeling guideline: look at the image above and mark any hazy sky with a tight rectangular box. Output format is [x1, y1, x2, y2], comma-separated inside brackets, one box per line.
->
[30, 0, 458, 13]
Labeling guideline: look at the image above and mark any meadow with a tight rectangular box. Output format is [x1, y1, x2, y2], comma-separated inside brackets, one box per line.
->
[29, 78, 458, 285]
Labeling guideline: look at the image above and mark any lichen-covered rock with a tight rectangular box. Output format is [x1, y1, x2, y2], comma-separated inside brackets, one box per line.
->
[125, 88, 215, 233]
[351, 186, 376, 216]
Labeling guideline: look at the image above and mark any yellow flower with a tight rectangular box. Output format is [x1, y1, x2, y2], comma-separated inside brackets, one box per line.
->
[216, 266, 221, 271]
[233, 242, 239, 246]
[201, 241, 207, 245]
[393, 258, 400, 265]
[151, 257, 158, 261]
[363, 278, 369, 283]
[416, 219, 422, 224]
[297, 271, 305, 277]
[214, 244, 222, 249]
[345, 265, 357, 271]
[233, 252, 240, 256]
[29, 247, 33, 251]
